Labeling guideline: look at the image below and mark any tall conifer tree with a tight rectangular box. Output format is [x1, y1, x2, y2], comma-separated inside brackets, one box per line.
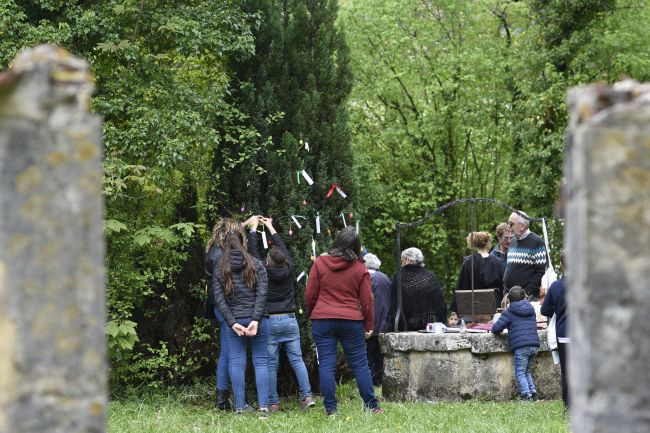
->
[207, 0, 356, 381]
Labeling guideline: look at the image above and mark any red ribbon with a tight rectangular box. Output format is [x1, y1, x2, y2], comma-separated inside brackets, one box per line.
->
[326, 183, 337, 198]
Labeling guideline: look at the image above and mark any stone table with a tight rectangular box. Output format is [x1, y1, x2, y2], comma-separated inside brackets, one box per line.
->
[379, 330, 561, 402]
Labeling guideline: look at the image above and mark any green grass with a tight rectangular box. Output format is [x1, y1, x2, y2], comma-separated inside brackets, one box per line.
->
[108, 383, 569, 433]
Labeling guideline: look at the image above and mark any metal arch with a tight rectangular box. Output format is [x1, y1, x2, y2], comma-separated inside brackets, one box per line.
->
[392, 197, 556, 332]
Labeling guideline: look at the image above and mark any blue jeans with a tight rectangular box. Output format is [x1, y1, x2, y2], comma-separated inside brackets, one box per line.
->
[224, 317, 269, 410]
[311, 319, 378, 413]
[267, 314, 312, 404]
[214, 308, 230, 391]
[514, 346, 538, 397]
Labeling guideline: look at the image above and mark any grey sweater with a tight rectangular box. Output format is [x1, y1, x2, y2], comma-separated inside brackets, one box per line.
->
[211, 250, 268, 327]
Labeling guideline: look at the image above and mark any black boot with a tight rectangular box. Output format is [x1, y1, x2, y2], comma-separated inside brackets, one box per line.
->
[216, 389, 232, 410]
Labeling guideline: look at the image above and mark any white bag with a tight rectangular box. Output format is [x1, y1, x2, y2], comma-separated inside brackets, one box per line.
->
[541, 218, 560, 363]
[547, 314, 560, 364]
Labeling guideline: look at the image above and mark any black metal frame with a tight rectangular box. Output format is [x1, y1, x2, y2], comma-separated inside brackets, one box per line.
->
[393, 197, 550, 332]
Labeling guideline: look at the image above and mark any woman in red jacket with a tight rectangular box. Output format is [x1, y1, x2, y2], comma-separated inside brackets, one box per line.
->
[305, 227, 383, 416]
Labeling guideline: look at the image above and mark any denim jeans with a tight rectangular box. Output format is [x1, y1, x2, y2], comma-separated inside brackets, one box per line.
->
[311, 319, 378, 413]
[213, 308, 230, 391]
[267, 314, 312, 404]
[514, 346, 538, 397]
[224, 317, 270, 410]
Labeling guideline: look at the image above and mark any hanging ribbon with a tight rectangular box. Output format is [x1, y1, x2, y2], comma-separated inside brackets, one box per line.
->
[335, 185, 347, 198]
[291, 215, 302, 229]
[301, 170, 314, 185]
[340, 212, 347, 227]
[311, 238, 316, 258]
[296, 271, 305, 282]
[326, 183, 337, 198]
[355, 219, 359, 234]
[315, 213, 321, 234]
[296, 171, 300, 184]
[261, 230, 268, 249]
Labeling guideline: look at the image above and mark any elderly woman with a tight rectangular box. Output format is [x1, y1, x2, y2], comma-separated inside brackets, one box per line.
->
[387, 247, 447, 332]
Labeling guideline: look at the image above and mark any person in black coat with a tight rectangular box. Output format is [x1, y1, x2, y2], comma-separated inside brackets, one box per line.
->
[451, 231, 504, 313]
[212, 229, 269, 414]
[541, 251, 569, 409]
[388, 247, 447, 332]
[247, 216, 315, 412]
[204, 217, 254, 410]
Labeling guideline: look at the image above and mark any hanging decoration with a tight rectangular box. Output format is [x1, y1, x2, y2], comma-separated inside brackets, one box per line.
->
[291, 215, 303, 229]
[315, 213, 321, 234]
[261, 230, 268, 249]
[301, 170, 314, 185]
[296, 271, 305, 282]
[356, 220, 360, 234]
[340, 212, 347, 227]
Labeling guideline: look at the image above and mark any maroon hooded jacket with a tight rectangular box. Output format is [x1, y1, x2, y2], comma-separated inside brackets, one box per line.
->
[305, 254, 374, 331]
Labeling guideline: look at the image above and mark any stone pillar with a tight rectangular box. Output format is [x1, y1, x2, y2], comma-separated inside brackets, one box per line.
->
[0, 45, 105, 433]
[566, 81, 650, 433]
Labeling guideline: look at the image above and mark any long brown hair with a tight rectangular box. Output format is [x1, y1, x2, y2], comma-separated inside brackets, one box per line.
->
[220, 231, 257, 298]
[205, 218, 245, 253]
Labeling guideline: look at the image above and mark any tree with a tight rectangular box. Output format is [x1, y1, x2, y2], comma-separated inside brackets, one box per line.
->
[207, 0, 358, 389]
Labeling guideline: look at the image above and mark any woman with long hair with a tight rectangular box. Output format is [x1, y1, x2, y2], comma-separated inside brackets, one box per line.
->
[211, 225, 269, 414]
[204, 217, 250, 410]
[305, 226, 383, 416]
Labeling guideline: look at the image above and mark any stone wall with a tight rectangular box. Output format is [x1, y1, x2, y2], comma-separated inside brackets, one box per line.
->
[380, 331, 561, 402]
[565, 81, 650, 432]
[0, 45, 105, 433]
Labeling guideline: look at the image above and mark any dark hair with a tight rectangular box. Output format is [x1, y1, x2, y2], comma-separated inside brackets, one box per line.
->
[267, 247, 287, 267]
[219, 231, 257, 298]
[328, 226, 361, 262]
[507, 286, 526, 302]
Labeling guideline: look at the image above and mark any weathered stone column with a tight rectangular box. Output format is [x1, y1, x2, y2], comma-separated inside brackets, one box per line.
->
[566, 81, 650, 433]
[0, 45, 105, 433]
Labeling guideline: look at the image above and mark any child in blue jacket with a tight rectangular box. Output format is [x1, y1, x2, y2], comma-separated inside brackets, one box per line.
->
[492, 286, 540, 401]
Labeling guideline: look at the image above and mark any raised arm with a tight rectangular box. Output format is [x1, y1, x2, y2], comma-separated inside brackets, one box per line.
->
[262, 217, 294, 270]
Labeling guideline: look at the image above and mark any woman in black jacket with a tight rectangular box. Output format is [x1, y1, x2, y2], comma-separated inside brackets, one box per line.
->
[451, 231, 504, 313]
[212, 229, 269, 414]
[247, 216, 314, 412]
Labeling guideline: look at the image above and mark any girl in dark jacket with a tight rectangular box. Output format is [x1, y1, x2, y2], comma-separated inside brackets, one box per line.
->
[451, 231, 504, 313]
[212, 229, 269, 414]
[204, 217, 255, 410]
[247, 216, 315, 412]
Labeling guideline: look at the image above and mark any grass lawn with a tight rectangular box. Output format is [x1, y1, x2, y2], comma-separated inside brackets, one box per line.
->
[108, 383, 569, 433]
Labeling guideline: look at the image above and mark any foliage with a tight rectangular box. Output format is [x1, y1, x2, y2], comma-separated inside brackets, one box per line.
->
[0, 0, 259, 389]
[340, 0, 650, 290]
[107, 382, 570, 433]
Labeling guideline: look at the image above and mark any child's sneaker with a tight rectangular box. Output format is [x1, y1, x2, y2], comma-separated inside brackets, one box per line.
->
[269, 403, 280, 413]
[300, 396, 316, 410]
[520, 394, 534, 402]
[326, 409, 337, 417]
[371, 406, 385, 414]
[531, 392, 539, 401]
